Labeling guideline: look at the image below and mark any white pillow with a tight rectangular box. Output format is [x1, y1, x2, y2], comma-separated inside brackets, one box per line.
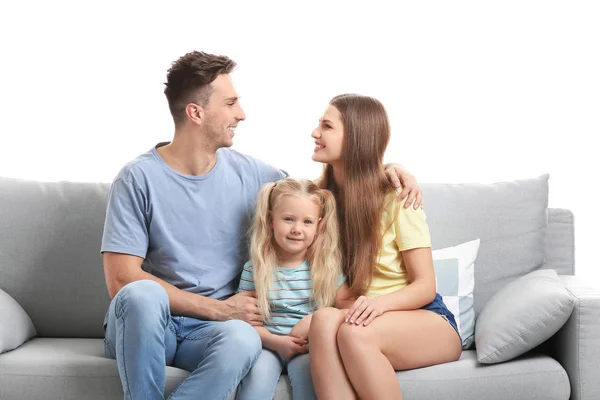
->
[0, 288, 36, 353]
[432, 238, 480, 349]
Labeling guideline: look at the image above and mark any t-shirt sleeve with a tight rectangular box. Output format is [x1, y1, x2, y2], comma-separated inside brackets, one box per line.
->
[100, 178, 149, 258]
[337, 274, 347, 288]
[238, 261, 256, 292]
[254, 157, 287, 184]
[393, 198, 432, 251]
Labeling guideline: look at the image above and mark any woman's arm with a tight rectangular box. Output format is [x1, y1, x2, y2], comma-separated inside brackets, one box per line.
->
[345, 247, 436, 326]
[334, 282, 355, 309]
[377, 247, 436, 312]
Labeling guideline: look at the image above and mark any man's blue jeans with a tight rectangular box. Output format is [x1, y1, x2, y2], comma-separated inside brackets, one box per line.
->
[104, 280, 262, 400]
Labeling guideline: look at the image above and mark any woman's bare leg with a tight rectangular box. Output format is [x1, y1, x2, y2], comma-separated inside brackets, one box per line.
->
[337, 310, 462, 400]
[309, 307, 356, 400]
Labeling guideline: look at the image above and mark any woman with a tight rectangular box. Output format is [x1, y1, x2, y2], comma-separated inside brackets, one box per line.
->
[309, 94, 462, 400]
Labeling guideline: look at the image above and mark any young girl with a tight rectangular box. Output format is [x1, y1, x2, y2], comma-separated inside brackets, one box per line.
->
[235, 178, 346, 400]
[309, 94, 463, 400]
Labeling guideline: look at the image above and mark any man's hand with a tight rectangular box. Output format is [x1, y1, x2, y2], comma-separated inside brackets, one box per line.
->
[222, 291, 264, 326]
[289, 315, 312, 340]
[383, 163, 423, 209]
[272, 335, 309, 360]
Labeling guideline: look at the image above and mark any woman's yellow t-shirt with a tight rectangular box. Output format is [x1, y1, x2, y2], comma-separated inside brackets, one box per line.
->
[367, 191, 432, 297]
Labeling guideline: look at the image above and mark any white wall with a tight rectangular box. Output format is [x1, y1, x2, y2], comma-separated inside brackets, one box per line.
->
[1, 1, 598, 284]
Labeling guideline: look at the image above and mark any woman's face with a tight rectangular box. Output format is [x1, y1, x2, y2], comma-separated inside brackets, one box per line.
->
[311, 105, 344, 166]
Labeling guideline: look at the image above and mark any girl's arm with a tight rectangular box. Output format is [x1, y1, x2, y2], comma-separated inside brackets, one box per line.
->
[254, 326, 283, 351]
[289, 315, 312, 339]
[255, 326, 308, 359]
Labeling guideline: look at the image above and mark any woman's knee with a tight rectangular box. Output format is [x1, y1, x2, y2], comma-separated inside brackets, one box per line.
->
[336, 322, 371, 352]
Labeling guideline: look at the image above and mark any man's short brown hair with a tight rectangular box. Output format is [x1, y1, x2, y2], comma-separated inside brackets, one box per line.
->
[164, 51, 236, 125]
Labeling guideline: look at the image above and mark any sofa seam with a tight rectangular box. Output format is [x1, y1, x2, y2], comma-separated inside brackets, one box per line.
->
[0, 369, 566, 381]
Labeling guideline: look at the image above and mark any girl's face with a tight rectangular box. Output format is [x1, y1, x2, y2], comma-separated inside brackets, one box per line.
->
[271, 194, 321, 262]
[311, 105, 344, 166]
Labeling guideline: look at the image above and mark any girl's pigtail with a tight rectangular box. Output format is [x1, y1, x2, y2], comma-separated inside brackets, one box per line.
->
[250, 182, 278, 320]
[309, 188, 342, 310]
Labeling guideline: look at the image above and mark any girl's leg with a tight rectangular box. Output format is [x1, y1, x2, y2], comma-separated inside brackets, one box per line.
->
[286, 353, 316, 400]
[235, 348, 284, 400]
[309, 307, 356, 400]
[337, 309, 462, 400]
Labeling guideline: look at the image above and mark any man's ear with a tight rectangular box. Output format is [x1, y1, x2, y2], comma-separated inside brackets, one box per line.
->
[185, 103, 204, 125]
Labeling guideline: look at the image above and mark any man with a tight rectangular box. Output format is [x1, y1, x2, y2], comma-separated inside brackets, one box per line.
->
[101, 51, 421, 400]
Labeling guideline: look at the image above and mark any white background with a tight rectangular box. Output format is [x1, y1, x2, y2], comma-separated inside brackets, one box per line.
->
[1, 1, 598, 284]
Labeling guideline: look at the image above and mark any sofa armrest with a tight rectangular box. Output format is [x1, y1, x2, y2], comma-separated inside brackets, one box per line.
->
[553, 275, 600, 400]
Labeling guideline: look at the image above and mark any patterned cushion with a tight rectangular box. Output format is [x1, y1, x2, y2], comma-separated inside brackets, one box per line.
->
[432, 239, 480, 349]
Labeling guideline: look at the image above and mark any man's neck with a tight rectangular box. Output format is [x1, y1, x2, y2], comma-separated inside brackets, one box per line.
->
[157, 129, 219, 176]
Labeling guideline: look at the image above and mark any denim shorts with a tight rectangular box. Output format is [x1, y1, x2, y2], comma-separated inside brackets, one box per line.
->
[421, 293, 461, 341]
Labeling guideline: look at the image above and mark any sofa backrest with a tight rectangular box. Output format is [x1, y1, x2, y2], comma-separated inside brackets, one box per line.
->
[0, 175, 574, 338]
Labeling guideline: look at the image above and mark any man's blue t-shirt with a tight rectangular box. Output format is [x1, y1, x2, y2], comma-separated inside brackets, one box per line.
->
[101, 143, 285, 300]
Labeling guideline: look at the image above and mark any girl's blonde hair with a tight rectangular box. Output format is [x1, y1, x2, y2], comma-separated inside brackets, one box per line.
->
[250, 178, 341, 320]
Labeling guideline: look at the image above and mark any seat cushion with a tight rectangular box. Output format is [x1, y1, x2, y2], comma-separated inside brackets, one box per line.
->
[394, 350, 569, 400]
[0, 338, 188, 400]
[0, 339, 569, 400]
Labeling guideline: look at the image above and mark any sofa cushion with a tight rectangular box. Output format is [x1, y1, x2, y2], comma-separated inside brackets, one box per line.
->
[0, 177, 111, 338]
[0, 339, 570, 400]
[432, 239, 480, 349]
[0, 289, 36, 353]
[422, 174, 549, 316]
[475, 269, 575, 364]
[0, 338, 188, 399]
[394, 351, 569, 400]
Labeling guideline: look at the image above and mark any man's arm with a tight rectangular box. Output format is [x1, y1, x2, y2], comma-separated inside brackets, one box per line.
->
[383, 163, 423, 209]
[104, 252, 263, 324]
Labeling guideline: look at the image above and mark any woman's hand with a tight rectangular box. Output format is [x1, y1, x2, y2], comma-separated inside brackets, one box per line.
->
[345, 295, 386, 327]
[383, 163, 423, 209]
[272, 335, 309, 360]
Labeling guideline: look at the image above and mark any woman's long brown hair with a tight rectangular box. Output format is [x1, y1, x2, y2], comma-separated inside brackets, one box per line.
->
[317, 94, 394, 297]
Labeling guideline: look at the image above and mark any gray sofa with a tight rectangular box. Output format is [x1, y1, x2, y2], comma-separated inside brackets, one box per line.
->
[1, 174, 598, 400]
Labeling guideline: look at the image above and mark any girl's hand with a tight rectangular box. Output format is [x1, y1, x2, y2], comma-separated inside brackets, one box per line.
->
[273, 335, 309, 360]
[345, 295, 385, 327]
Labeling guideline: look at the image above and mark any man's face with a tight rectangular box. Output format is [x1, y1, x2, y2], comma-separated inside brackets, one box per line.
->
[201, 74, 246, 148]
